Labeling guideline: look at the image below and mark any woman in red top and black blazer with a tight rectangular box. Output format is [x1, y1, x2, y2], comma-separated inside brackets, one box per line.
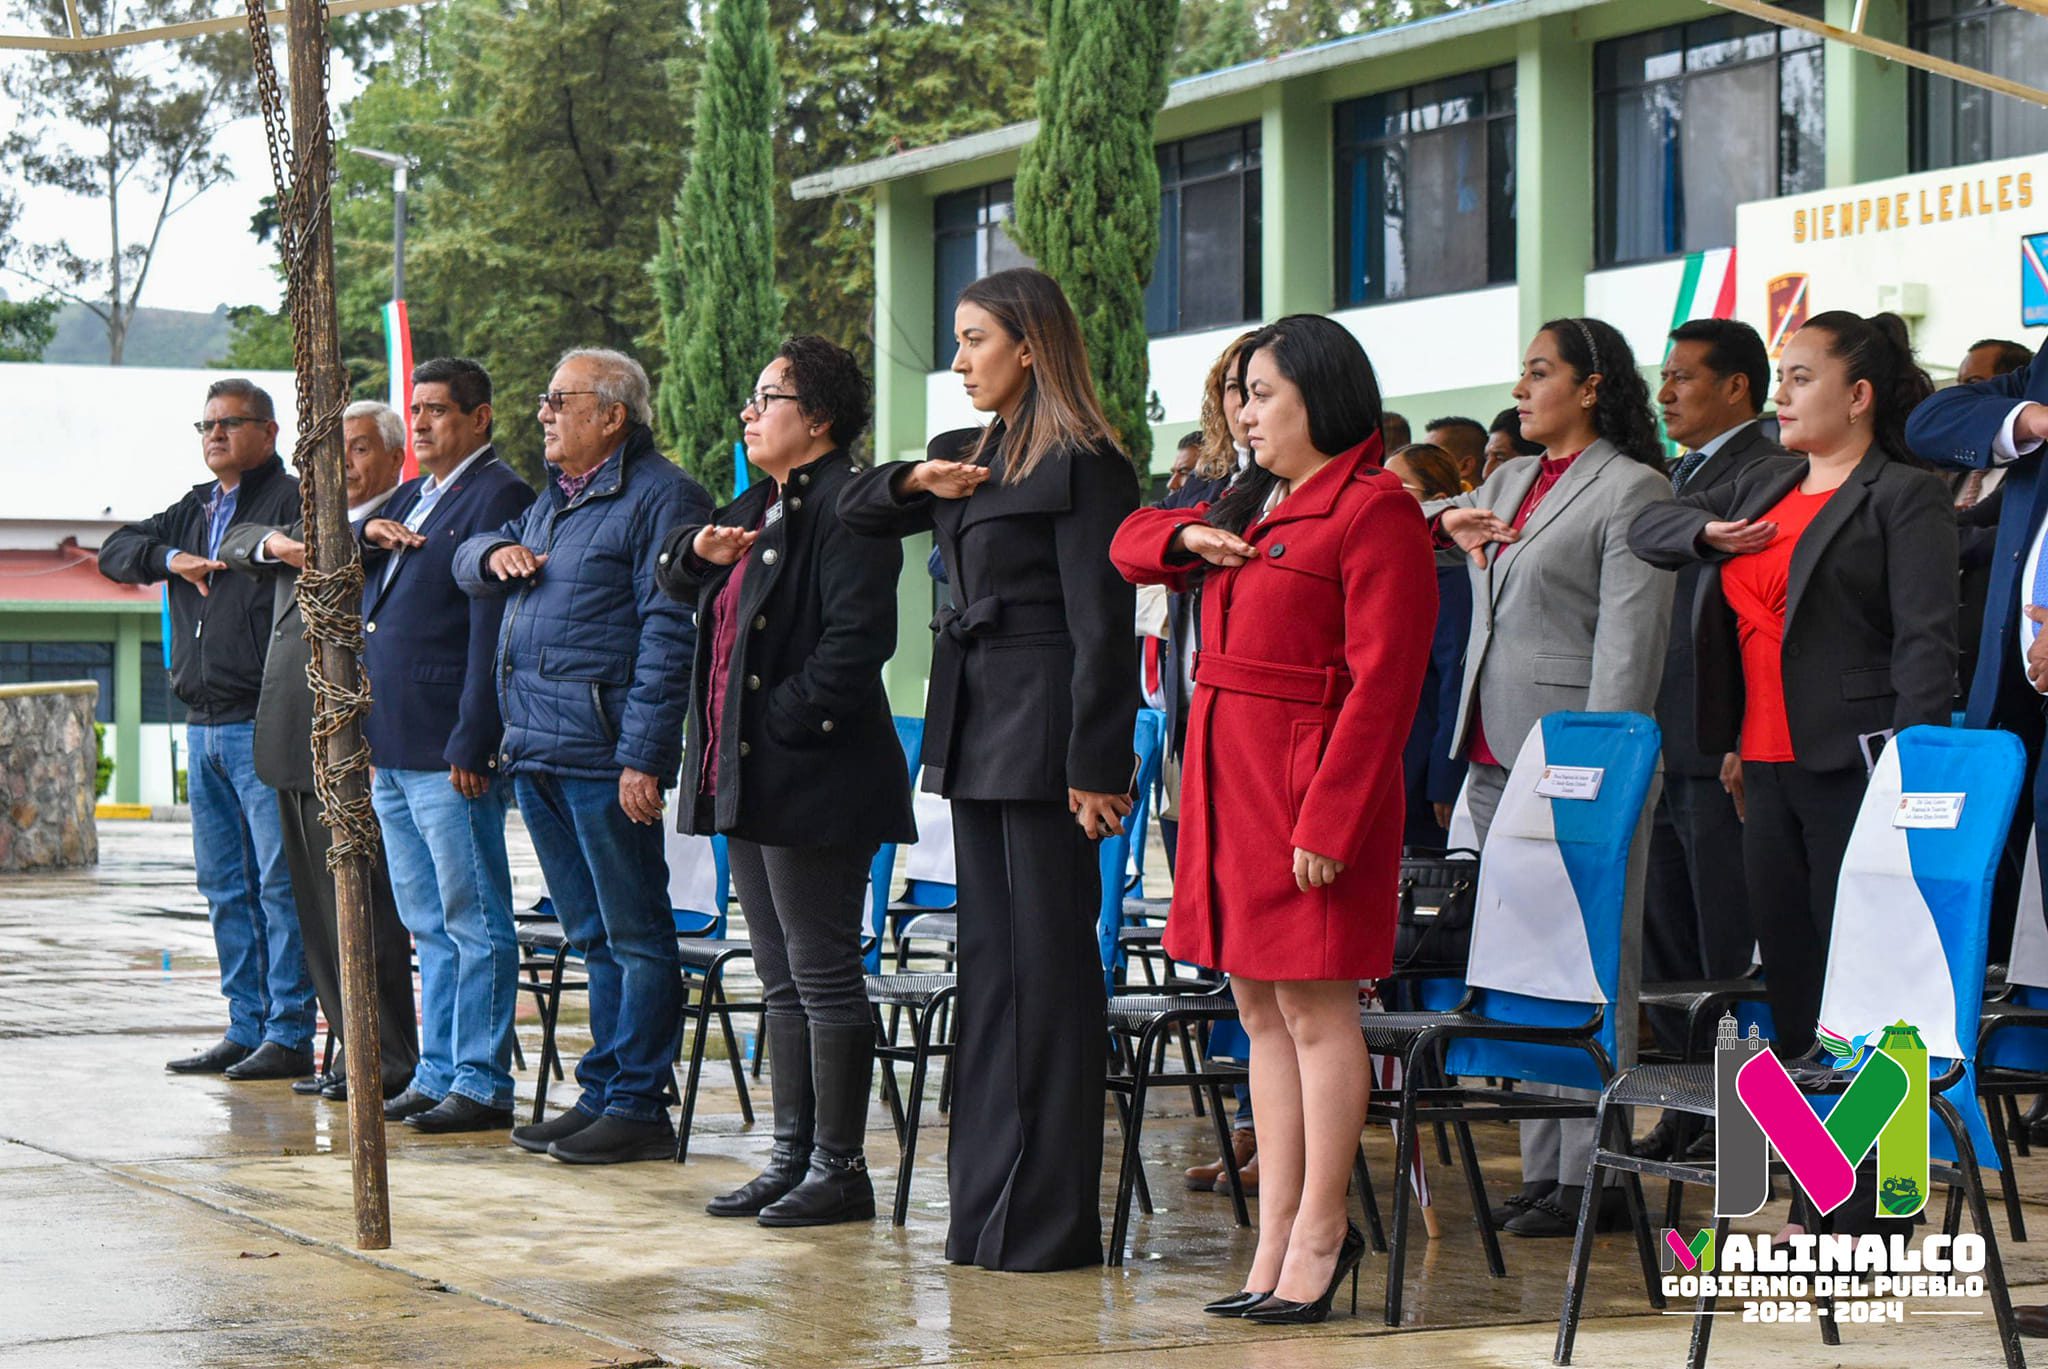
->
[1628, 311, 1952, 1063]
[1113, 315, 1436, 1323]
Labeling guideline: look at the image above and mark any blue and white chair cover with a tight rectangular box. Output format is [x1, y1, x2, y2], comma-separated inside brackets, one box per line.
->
[1814, 724, 2024, 1170]
[1449, 710, 1662, 1089]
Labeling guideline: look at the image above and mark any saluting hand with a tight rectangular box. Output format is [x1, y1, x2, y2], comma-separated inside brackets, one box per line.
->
[692, 524, 759, 566]
[262, 532, 308, 571]
[1701, 518, 1778, 556]
[168, 549, 227, 595]
[1174, 524, 1256, 568]
[905, 459, 991, 500]
[488, 544, 548, 581]
[1440, 506, 1518, 569]
[364, 518, 426, 551]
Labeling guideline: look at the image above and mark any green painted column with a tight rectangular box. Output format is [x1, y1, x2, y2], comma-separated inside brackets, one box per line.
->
[1515, 13, 1594, 339]
[1261, 79, 1333, 317]
[1824, 0, 1908, 188]
[873, 179, 935, 715]
[113, 612, 141, 804]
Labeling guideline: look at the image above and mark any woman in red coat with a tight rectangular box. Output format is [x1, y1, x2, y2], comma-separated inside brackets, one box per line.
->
[1111, 314, 1435, 1323]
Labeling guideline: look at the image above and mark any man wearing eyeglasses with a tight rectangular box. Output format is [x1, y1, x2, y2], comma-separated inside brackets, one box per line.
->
[456, 346, 710, 1163]
[99, 378, 319, 1080]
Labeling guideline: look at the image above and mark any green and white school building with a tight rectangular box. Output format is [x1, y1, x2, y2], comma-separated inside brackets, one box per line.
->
[795, 0, 2048, 703]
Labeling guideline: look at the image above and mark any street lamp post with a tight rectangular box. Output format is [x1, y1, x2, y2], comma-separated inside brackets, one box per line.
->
[346, 145, 415, 477]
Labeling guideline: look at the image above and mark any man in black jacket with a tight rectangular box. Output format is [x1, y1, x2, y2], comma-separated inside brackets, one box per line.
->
[98, 378, 318, 1079]
[217, 399, 421, 1102]
[1636, 320, 1783, 1164]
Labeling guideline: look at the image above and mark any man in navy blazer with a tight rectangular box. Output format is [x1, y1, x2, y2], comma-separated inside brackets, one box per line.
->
[1906, 356, 2048, 964]
[358, 357, 537, 1135]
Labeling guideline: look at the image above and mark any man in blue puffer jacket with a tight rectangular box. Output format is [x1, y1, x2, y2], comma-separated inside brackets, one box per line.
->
[456, 346, 712, 1163]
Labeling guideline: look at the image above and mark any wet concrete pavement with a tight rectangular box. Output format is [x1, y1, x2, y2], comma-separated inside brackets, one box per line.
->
[2, 818, 2040, 1366]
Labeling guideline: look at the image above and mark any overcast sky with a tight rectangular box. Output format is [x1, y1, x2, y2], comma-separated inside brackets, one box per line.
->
[0, 50, 369, 317]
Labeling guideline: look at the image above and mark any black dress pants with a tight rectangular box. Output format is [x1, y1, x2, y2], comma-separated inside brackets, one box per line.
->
[945, 797, 1107, 1271]
[1740, 762, 1867, 1060]
[1643, 771, 1754, 1054]
[276, 788, 420, 1085]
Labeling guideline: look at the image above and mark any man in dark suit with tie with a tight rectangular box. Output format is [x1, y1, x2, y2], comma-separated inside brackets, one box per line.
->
[1636, 319, 1786, 1161]
[359, 358, 537, 1134]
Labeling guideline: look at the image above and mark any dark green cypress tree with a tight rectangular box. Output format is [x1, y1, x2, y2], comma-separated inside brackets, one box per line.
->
[653, 0, 783, 498]
[1012, 0, 1179, 470]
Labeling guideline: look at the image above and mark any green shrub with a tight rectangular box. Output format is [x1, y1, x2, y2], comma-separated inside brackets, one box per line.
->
[92, 721, 113, 798]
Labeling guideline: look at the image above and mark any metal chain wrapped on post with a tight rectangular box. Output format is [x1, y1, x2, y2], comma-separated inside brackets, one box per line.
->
[242, 0, 379, 872]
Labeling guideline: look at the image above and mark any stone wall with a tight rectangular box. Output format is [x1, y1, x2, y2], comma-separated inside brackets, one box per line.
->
[0, 681, 99, 872]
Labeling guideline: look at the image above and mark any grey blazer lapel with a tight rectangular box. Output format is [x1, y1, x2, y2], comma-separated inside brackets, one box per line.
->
[1493, 440, 1621, 585]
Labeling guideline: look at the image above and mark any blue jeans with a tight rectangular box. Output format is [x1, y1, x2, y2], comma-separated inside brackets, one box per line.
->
[187, 722, 315, 1052]
[373, 768, 516, 1108]
[515, 773, 681, 1122]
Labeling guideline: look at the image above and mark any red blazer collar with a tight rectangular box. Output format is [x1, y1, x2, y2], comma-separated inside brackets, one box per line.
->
[1251, 433, 1384, 532]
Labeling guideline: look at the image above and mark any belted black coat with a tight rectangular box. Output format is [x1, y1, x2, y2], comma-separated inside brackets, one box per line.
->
[837, 425, 1141, 803]
[656, 449, 915, 847]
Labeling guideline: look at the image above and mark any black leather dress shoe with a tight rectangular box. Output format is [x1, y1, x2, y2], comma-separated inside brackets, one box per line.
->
[167, 1039, 252, 1074]
[1487, 1178, 1557, 1228]
[222, 1042, 314, 1081]
[546, 1113, 676, 1165]
[406, 1094, 515, 1134]
[1504, 1184, 1630, 1238]
[383, 1086, 441, 1121]
[2014, 1304, 2048, 1338]
[511, 1108, 597, 1155]
[294, 1071, 338, 1096]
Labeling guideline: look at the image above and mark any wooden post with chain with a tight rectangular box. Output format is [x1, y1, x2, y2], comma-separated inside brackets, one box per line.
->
[246, 0, 391, 1249]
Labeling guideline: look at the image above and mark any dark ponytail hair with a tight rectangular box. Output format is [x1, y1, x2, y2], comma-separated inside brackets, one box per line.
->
[1800, 310, 1936, 463]
[1539, 316, 1662, 466]
[1203, 314, 1384, 539]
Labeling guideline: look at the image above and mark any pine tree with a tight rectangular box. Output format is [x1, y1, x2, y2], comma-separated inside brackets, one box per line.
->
[1012, 0, 1180, 469]
[654, 0, 783, 499]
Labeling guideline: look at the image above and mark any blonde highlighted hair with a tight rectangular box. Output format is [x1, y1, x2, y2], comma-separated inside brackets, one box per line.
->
[1195, 329, 1259, 482]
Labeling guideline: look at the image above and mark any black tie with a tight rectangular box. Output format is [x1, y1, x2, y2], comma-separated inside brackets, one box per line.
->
[1670, 449, 1708, 493]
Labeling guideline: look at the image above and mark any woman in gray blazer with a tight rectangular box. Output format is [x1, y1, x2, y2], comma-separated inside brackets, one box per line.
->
[1423, 315, 1675, 1238]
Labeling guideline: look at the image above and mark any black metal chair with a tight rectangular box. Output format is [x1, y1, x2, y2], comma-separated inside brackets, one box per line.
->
[671, 937, 762, 1162]
[866, 970, 958, 1225]
[1103, 988, 1253, 1264]
[513, 918, 585, 1123]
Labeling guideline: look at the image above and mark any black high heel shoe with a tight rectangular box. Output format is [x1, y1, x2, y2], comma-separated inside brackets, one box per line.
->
[1202, 1289, 1274, 1317]
[1245, 1222, 1366, 1325]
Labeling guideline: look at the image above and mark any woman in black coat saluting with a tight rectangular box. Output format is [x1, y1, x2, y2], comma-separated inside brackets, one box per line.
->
[656, 335, 915, 1227]
[1629, 311, 1951, 1068]
[839, 267, 1141, 1271]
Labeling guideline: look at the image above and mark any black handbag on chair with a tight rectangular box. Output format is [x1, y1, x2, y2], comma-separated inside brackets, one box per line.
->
[1391, 847, 1479, 974]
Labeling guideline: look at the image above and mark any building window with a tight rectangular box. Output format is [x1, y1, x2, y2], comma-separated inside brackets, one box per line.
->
[1334, 66, 1516, 307]
[1911, 1, 2048, 171]
[140, 647, 184, 725]
[932, 180, 1033, 364]
[0, 641, 116, 724]
[1146, 124, 1262, 336]
[1595, 3, 1825, 267]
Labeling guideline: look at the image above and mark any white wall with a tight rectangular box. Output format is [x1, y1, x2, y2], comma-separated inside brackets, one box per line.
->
[1584, 260, 1696, 370]
[137, 723, 179, 807]
[1734, 151, 2048, 376]
[1, 363, 300, 528]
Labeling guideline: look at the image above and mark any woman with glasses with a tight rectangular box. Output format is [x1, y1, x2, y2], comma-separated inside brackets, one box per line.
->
[838, 267, 1140, 1272]
[655, 336, 914, 1227]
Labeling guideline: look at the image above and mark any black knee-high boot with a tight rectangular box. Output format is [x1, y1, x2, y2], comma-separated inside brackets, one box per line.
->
[758, 1021, 876, 1226]
[707, 1013, 813, 1216]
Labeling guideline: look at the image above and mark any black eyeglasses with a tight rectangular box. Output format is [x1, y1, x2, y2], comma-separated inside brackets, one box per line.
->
[537, 389, 600, 413]
[740, 390, 803, 415]
[193, 416, 262, 434]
